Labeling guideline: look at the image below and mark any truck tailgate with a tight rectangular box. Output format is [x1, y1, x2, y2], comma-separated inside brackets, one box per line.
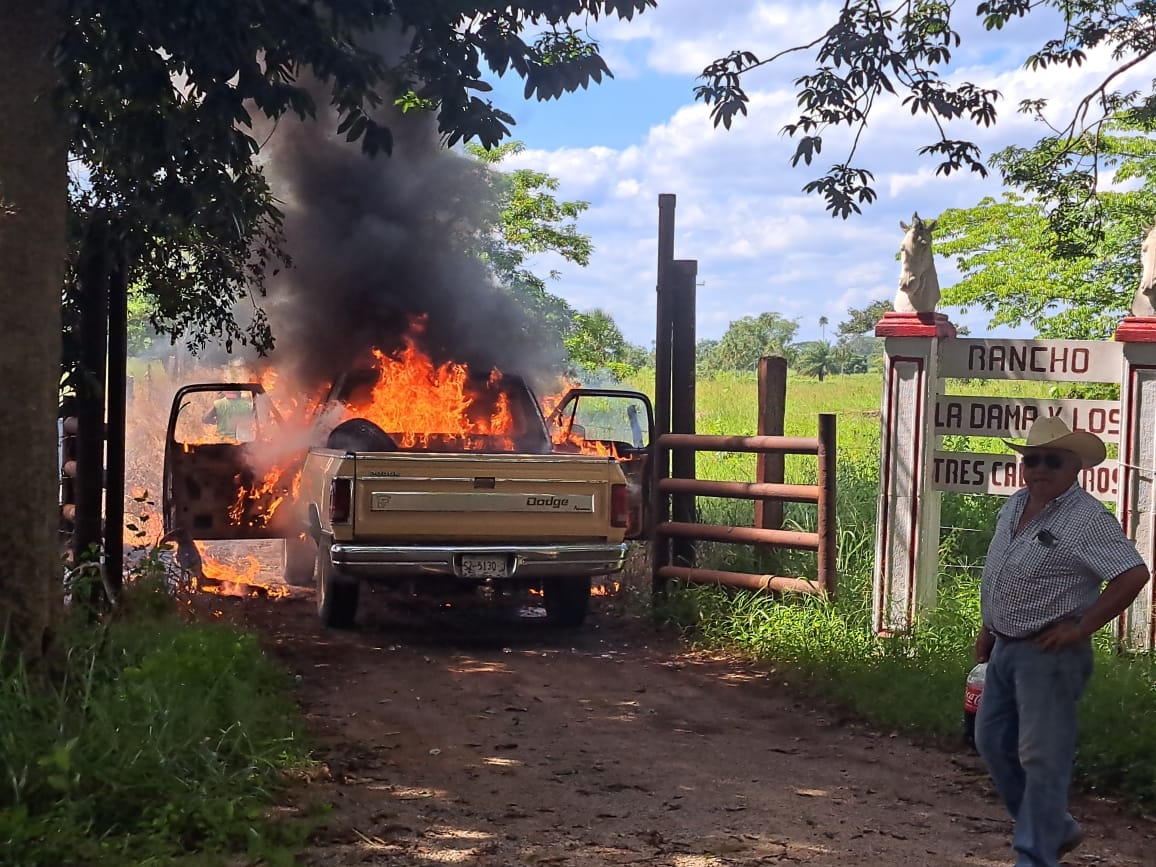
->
[349, 453, 623, 543]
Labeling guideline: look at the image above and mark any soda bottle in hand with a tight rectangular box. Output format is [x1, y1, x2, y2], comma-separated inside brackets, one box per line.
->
[963, 662, 987, 748]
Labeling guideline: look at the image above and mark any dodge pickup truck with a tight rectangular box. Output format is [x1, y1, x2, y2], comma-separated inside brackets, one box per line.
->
[163, 368, 652, 629]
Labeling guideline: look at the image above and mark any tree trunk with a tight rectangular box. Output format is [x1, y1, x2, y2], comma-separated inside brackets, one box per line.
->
[0, 3, 68, 665]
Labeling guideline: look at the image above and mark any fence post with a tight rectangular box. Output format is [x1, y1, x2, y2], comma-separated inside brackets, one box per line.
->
[1113, 317, 1156, 650]
[104, 251, 128, 594]
[652, 194, 676, 595]
[73, 215, 110, 568]
[754, 356, 787, 535]
[817, 413, 837, 597]
[872, 312, 955, 634]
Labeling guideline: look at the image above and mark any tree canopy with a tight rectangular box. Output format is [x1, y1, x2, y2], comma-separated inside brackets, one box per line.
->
[796, 341, 833, 381]
[563, 309, 644, 379]
[838, 300, 894, 335]
[468, 142, 588, 348]
[694, 311, 877, 377]
[936, 118, 1156, 339]
[707, 313, 800, 372]
[695, 0, 1156, 221]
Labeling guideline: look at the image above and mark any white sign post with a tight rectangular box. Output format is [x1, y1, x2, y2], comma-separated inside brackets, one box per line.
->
[871, 313, 955, 634]
[1114, 318, 1156, 650]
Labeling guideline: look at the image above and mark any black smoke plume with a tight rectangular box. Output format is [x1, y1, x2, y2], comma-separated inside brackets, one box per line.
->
[256, 74, 561, 397]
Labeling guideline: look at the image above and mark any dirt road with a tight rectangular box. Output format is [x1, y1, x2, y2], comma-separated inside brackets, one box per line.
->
[210, 584, 1154, 866]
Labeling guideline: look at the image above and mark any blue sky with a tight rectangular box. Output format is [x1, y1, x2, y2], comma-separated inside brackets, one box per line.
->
[481, 0, 1152, 348]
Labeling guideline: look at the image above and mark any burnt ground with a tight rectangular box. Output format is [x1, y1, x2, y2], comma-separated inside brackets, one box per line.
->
[201, 574, 1156, 867]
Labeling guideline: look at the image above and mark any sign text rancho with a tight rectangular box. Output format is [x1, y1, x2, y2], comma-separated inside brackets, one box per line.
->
[939, 339, 1121, 382]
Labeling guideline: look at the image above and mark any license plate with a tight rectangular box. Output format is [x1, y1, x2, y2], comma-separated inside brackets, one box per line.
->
[459, 554, 509, 578]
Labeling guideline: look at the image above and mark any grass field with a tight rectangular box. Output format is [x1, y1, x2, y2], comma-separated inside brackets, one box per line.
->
[625, 368, 1156, 810]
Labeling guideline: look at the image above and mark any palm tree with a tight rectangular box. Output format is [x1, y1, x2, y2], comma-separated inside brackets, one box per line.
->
[798, 341, 834, 381]
[819, 315, 828, 342]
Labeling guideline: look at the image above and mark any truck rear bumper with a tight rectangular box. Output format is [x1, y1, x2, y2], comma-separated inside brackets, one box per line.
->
[329, 542, 627, 579]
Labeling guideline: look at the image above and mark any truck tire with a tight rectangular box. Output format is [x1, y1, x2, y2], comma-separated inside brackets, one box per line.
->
[283, 536, 317, 587]
[326, 418, 397, 452]
[317, 541, 359, 629]
[542, 577, 591, 628]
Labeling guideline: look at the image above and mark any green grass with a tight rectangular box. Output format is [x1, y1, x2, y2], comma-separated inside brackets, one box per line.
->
[0, 568, 314, 866]
[630, 368, 1156, 810]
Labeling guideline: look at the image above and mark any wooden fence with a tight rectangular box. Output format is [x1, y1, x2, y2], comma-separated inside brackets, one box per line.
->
[651, 414, 837, 597]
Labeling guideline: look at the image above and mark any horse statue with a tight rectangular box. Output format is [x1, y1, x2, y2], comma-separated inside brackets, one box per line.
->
[1131, 224, 1156, 317]
[894, 212, 940, 314]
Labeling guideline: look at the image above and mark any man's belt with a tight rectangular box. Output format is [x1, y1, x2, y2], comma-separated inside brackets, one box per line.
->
[992, 629, 1038, 643]
[991, 618, 1082, 643]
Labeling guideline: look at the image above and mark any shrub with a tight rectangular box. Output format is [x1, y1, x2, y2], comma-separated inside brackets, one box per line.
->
[0, 569, 312, 865]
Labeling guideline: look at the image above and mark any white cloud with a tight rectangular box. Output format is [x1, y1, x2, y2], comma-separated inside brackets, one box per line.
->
[598, 1, 846, 77]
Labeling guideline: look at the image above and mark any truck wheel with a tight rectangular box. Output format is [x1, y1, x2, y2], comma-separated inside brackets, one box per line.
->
[283, 536, 317, 587]
[317, 542, 359, 629]
[542, 577, 591, 628]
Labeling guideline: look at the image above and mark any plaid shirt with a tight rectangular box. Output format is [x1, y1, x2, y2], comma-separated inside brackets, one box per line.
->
[980, 483, 1145, 638]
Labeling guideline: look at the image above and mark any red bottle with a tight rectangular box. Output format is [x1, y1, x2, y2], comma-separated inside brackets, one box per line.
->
[963, 662, 987, 747]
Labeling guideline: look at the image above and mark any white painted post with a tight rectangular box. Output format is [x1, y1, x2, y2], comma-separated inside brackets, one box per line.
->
[1113, 317, 1156, 651]
[872, 313, 956, 634]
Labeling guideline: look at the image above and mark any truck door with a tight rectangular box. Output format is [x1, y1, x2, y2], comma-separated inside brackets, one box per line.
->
[547, 389, 654, 539]
[163, 383, 296, 541]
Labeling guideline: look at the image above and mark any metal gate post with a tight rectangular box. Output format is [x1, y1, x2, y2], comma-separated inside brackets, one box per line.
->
[670, 259, 697, 569]
[816, 413, 837, 597]
[755, 357, 787, 536]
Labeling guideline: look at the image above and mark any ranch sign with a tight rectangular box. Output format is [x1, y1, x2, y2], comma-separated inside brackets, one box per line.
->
[931, 338, 1122, 502]
[939, 338, 1122, 381]
[931, 452, 1119, 502]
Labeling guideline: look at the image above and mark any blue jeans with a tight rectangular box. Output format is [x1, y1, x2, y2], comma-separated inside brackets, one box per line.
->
[975, 637, 1093, 867]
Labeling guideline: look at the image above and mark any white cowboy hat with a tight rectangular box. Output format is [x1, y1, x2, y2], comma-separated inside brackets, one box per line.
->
[1003, 416, 1106, 469]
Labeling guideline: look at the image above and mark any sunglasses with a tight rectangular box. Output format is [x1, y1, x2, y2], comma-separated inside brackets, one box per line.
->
[1021, 453, 1067, 470]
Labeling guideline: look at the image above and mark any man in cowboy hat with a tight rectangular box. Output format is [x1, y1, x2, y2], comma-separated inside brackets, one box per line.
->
[973, 416, 1150, 867]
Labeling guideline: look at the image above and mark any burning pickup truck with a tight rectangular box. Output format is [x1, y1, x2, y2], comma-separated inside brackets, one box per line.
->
[163, 349, 652, 629]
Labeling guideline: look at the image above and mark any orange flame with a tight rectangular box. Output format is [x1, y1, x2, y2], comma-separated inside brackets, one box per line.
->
[541, 381, 622, 459]
[257, 365, 326, 427]
[551, 426, 620, 458]
[219, 327, 526, 529]
[228, 466, 298, 528]
[341, 337, 517, 451]
[198, 551, 290, 598]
